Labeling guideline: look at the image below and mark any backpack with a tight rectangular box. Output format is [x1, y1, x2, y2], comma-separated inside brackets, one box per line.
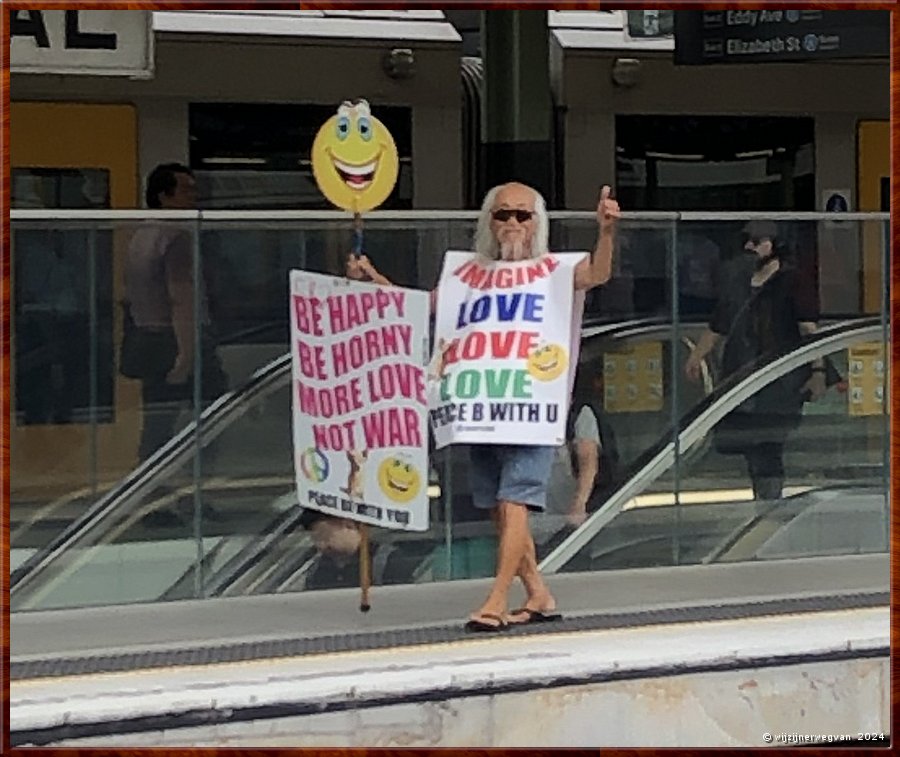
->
[566, 400, 620, 508]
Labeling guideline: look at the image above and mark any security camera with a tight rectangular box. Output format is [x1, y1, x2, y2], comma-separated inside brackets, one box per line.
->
[611, 58, 641, 89]
[383, 48, 415, 80]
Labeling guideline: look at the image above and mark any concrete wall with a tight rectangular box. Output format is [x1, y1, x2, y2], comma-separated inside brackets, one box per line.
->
[13, 606, 888, 748]
[11, 35, 464, 209]
[41, 657, 889, 747]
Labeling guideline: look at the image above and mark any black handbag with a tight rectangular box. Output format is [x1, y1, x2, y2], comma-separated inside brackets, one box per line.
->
[118, 302, 144, 379]
[119, 302, 178, 380]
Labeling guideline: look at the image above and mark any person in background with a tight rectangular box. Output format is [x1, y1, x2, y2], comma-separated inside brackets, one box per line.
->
[684, 220, 826, 501]
[536, 369, 620, 559]
[122, 163, 227, 461]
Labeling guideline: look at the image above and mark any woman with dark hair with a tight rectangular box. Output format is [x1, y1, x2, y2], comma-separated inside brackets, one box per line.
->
[684, 220, 827, 501]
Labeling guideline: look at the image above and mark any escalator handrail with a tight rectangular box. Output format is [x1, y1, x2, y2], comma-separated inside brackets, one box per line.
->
[196, 319, 715, 595]
[200, 506, 310, 597]
[538, 319, 885, 573]
[10, 354, 291, 593]
[9, 316, 679, 596]
[12, 317, 870, 597]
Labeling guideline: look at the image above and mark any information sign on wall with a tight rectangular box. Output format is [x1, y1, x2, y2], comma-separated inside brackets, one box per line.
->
[603, 341, 664, 414]
[674, 10, 888, 65]
[847, 343, 886, 417]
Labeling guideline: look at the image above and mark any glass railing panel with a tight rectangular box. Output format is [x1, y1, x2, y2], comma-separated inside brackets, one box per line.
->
[10, 212, 888, 612]
[552, 213, 680, 324]
[429, 216, 683, 574]
[549, 324, 887, 575]
[663, 216, 888, 566]
[12, 220, 114, 550]
[10, 217, 206, 564]
[193, 217, 464, 597]
[12, 454, 204, 611]
[530, 218, 681, 566]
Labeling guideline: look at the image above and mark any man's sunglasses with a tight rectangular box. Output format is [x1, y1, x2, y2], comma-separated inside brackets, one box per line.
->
[492, 208, 534, 223]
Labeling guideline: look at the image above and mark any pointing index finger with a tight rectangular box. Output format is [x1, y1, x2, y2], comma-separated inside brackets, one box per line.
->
[600, 185, 611, 202]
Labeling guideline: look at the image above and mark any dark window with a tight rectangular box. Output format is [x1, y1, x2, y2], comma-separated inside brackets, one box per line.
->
[12, 168, 115, 425]
[613, 116, 816, 318]
[189, 102, 413, 209]
[615, 115, 815, 212]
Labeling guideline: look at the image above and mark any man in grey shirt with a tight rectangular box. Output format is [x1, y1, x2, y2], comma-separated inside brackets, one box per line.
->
[534, 404, 602, 548]
[123, 163, 226, 461]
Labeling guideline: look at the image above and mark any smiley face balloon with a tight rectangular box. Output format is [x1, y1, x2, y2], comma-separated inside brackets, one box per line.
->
[311, 99, 399, 213]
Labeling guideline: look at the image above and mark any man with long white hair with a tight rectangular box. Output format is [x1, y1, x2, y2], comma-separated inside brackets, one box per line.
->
[349, 182, 619, 631]
[474, 182, 552, 262]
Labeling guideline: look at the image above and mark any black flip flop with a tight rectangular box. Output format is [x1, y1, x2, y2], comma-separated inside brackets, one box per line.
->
[509, 608, 563, 624]
[464, 612, 508, 633]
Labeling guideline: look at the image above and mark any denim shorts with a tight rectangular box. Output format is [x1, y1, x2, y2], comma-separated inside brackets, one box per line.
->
[468, 444, 556, 512]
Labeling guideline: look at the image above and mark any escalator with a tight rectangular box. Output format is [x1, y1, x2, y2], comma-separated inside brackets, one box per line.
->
[11, 317, 708, 608]
[540, 317, 887, 573]
[11, 318, 883, 610]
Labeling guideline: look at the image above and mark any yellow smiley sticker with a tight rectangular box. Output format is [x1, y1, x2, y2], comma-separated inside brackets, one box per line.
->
[311, 99, 399, 213]
[377, 456, 421, 504]
[527, 344, 568, 382]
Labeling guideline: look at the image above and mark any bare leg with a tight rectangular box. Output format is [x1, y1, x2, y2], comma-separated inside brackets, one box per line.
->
[471, 501, 557, 625]
[514, 528, 556, 615]
[489, 508, 555, 609]
[469, 500, 529, 623]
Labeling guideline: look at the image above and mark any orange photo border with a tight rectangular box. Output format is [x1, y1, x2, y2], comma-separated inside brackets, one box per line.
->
[1, 2, 895, 755]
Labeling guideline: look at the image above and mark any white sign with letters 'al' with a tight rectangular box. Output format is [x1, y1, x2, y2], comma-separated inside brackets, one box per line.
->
[11, 10, 154, 77]
[429, 251, 586, 449]
[290, 270, 430, 531]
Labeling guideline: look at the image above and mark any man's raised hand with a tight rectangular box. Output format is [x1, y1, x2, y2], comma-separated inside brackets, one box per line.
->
[597, 185, 620, 232]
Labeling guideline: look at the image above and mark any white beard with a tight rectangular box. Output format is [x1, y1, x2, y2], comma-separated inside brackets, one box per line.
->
[499, 238, 532, 261]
